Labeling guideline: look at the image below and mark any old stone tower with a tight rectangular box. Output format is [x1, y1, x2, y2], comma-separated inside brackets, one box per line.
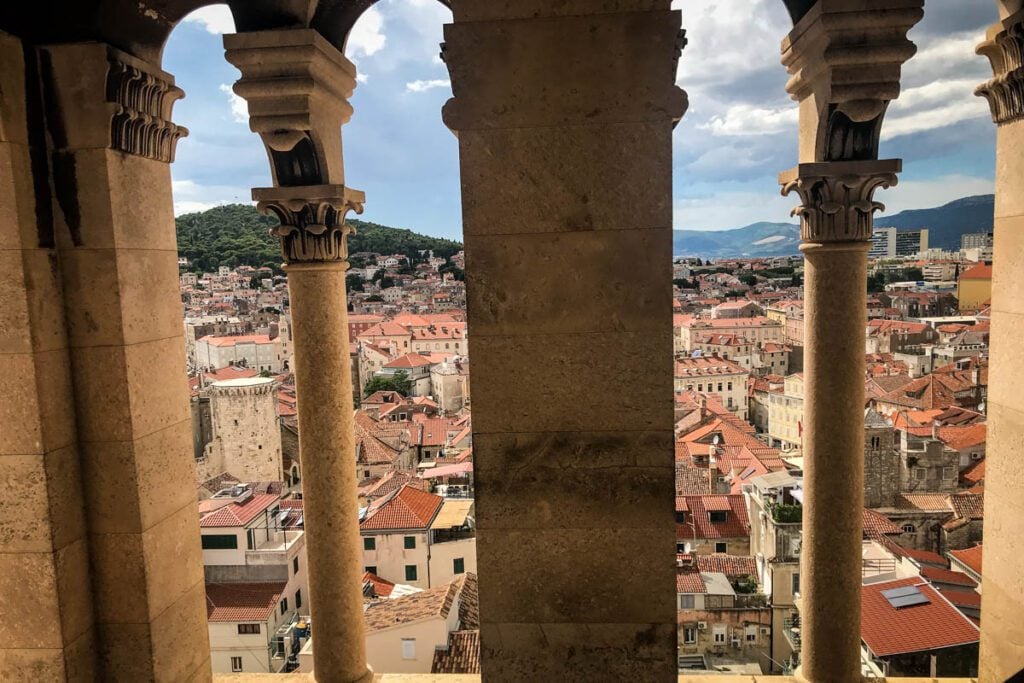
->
[863, 408, 899, 508]
[199, 377, 284, 483]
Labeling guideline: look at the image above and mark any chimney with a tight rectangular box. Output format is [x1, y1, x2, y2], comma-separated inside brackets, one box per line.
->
[932, 421, 939, 440]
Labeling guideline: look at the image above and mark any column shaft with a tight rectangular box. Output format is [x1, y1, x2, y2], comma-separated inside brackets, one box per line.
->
[799, 242, 867, 683]
[977, 9, 1024, 680]
[287, 263, 370, 683]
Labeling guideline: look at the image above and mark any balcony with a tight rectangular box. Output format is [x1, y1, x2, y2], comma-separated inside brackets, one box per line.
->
[246, 529, 305, 566]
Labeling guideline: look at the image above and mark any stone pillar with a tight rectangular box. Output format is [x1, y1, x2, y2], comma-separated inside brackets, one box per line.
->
[0, 31, 96, 679]
[225, 30, 372, 683]
[442, 4, 686, 680]
[781, 161, 899, 683]
[778, 3, 920, 680]
[976, 9, 1024, 680]
[39, 43, 210, 681]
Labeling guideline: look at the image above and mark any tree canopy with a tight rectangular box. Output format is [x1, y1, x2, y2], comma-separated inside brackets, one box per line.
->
[175, 204, 463, 274]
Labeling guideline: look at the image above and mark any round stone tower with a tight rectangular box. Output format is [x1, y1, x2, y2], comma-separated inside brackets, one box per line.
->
[200, 377, 283, 483]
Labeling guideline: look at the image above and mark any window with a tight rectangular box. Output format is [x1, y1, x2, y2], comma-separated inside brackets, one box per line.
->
[363, 537, 376, 551]
[201, 534, 238, 550]
[709, 511, 728, 523]
[745, 625, 757, 642]
[717, 383, 723, 392]
[295, 589, 302, 609]
[727, 382, 733, 391]
[915, 467, 927, 480]
[293, 557, 299, 575]
[713, 626, 727, 644]
[942, 466, 954, 479]
[280, 598, 288, 615]
[679, 594, 695, 609]
[453, 558, 465, 575]
[683, 626, 697, 644]
[404, 536, 416, 550]
[365, 565, 377, 575]
[901, 524, 916, 533]
[676, 543, 687, 554]
[237, 624, 260, 635]
[870, 436, 880, 449]
[791, 573, 800, 597]
[715, 542, 727, 553]
[405, 565, 418, 582]
[675, 511, 686, 523]
[231, 657, 243, 672]
[401, 638, 416, 660]
[246, 529, 256, 551]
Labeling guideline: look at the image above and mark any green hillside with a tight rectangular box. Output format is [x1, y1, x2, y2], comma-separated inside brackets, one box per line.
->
[175, 203, 463, 273]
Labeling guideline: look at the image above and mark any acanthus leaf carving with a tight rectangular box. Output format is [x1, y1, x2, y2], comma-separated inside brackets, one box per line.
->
[976, 9, 1024, 126]
[254, 185, 365, 265]
[780, 162, 900, 244]
[105, 57, 188, 162]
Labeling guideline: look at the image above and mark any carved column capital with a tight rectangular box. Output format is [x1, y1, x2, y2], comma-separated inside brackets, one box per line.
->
[254, 184, 364, 265]
[41, 44, 188, 160]
[976, 9, 1024, 126]
[781, 2, 922, 162]
[780, 160, 900, 244]
[225, 29, 356, 186]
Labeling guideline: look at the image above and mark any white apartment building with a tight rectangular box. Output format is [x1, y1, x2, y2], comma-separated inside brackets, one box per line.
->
[200, 485, 309, 675]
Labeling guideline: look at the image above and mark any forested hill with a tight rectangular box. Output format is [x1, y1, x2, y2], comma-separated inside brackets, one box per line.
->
[175, 203, 463, 273]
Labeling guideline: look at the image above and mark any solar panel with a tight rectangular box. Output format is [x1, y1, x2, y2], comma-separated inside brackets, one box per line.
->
[881, 585, 930, 608]
[881, 586, 920, 599]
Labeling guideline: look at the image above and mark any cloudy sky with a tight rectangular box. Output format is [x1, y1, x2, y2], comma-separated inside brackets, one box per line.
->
[165, 0, 998, 239]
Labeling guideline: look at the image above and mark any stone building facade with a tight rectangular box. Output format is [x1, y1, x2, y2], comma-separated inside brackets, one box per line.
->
[199, 378, 284, 483]
[864, 409, 900, 508]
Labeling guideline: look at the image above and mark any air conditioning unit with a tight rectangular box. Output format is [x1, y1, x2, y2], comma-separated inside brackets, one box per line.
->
[697, 621, 707, 630]
[760, 627, 770, 635]
[731, 637, 741, 648]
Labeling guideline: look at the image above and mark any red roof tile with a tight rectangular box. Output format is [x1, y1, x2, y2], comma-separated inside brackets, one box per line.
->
[206, 582, 285, 622]
[676, 567, 707, 593]
[676, 495, 750, 541]
[939, 588, 982, 609]
[199, 493, 279, 528]
[921, 566, 978, 588]
[361, 484, 443, 531]
[948, 545, 982, 576]
[861, 578, 978, 657]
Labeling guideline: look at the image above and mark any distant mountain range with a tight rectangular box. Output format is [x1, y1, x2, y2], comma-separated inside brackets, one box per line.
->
[673, 194, 995, 258]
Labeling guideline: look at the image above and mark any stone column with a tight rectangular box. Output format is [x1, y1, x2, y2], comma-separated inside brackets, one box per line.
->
[976, 8, 1024, 680]
[39, 43, 209, 681]
[778, 4, 920, 680]
[781, 161, 899, 683]
[443, 5, 686, 681]
[0, 31, 96, 679]
[225, 30, 372, 683]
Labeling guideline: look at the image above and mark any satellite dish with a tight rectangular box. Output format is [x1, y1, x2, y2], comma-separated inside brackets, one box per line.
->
[712, 434, 721, 445]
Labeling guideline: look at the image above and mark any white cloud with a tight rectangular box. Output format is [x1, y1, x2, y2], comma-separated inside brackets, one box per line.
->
[172, 179, 253, 216]
[699, 103, 798, 137]
[182, 5, 235, 35]
[348, 7, 387, 58]
[356, 73, 370, 84]
[406, 79, 451, 93]
[218, 84, 249, 124]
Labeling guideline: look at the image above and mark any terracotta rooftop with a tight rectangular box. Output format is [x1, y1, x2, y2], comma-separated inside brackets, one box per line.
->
[361, 484, 443, 531]
[921, 565, 978, 588]
[862, 509, 901, 539]
[694, 554, 757, 578]
[198, 334, 273, 347]
[362, 571, 396, 598]
[948, 545, 983, 576]
[199, 493, 279, 528]
[676, 495, 750, 540]
[364, 573, 476, 633]
[432, 631, 481, 674]
[676, 567, 707, 594]
[861, 578, 979, 657]
[206, 582, 286, 622]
